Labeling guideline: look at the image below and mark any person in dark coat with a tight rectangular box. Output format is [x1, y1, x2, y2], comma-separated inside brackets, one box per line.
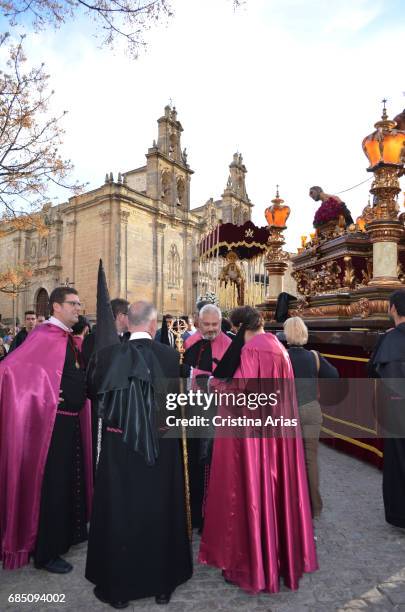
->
[82, 298, 129, 476]
[8, 311, 37, 352]
[85, 301, 192, 608]
[284, 316, 339, 518]
[368, 289, 405, 527]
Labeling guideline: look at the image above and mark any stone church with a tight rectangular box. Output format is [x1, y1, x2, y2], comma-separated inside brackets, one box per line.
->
[0, 105, 255, 322]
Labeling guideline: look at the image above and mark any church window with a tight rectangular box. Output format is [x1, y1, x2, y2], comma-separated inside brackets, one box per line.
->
[168, 243, 181, 288]
[161, 171, 171, 203]
[169, 132, 177, 157]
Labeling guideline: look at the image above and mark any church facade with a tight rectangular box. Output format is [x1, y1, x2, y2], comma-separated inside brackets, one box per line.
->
[0, 106, 255, 322]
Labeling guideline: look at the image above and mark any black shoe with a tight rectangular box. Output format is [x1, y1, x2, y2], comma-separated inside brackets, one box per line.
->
[155, 593, 171, 604]
[93, 586, 129, 609]
[35, 557, 73, 574]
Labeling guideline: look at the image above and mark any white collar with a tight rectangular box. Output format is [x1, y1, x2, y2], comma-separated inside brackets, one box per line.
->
[46, 316, 72, 333]
[130, 331, 152, 341]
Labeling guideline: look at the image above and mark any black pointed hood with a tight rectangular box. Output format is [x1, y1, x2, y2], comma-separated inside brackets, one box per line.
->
[95, 259, 119, 351]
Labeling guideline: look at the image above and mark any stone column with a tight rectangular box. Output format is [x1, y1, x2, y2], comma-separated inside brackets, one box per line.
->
[156, 222, 166, 314]
[119, 211, 130, 300]
[99, 210, 112, 282]
[365, 162, 404, 286]
[368, 220, 403, 286]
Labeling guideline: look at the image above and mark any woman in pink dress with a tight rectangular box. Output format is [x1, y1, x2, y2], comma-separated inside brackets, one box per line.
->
[198, 306, 318, 594]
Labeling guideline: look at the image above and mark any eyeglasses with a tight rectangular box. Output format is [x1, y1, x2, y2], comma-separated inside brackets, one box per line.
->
[63, 301, 81, 307]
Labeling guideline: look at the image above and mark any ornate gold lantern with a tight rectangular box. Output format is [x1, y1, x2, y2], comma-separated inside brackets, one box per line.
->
[362, 101, 405, 286]
[264, 186, 291, 228]
[362, 101, 405, 170]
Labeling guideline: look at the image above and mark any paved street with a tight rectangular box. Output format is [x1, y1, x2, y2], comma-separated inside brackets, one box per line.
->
[2, 443, 405, 612]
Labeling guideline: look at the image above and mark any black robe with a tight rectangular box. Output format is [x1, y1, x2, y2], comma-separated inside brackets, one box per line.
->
[85, 339, 192, 602]
[182, 339, 218, 530]
[8, 328, 28, 353]
[83, 329, 130, 477]
[369, 323, 405, 527]
[34, 338, 87, 564]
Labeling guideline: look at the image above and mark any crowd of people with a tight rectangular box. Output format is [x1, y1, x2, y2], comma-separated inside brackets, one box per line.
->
[1, 284, 405, 609]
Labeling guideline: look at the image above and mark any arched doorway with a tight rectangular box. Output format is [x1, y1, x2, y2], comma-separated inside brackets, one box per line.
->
[36, 288, 50, 317]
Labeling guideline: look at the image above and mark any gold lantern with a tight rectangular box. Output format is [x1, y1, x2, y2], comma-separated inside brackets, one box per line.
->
[362, 101, 405, 222]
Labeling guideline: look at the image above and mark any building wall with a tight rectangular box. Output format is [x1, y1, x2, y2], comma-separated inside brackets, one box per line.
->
[125, 170, 147, 193]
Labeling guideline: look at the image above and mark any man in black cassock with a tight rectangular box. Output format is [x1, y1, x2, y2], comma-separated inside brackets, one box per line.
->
[85, 300, 192, 608]
[34, 288, 90, 572]
[369, 289, 405, 527]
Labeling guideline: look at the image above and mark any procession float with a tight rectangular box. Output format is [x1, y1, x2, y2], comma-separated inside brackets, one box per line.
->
[196, 103, 405, 468]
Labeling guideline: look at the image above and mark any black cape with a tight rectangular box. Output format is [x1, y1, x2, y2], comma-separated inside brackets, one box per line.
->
[85, 339, 192, 602]
[369, 323, 405, 527]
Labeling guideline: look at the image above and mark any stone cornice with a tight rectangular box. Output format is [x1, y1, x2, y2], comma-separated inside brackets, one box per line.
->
[145, 150, 194, 175]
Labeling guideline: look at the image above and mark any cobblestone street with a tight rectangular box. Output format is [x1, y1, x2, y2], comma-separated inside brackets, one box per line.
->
[2, 443, 405, 612]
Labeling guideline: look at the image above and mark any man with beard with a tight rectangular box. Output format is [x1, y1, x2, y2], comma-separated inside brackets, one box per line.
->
[86, 300, 192, 608]
[369, 289, 405, 527]
[309, 185, 354, 228]
[8, 310, 37, 352]
[183, 304, 232, 530]
[0, 287, 92, 572]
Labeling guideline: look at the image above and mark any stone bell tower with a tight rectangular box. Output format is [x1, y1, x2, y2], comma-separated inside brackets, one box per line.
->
[219, 153, 253, 225]
[146, 104, 193, 211]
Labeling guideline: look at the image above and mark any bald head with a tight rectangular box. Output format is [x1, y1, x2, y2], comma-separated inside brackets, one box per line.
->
[128, 301, 158, 337]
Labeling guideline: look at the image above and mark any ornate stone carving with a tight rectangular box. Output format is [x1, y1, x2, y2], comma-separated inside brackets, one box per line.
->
[40, 237, 48, 257]
[168, 243, 181, 288]
[99, 210, 111, 224]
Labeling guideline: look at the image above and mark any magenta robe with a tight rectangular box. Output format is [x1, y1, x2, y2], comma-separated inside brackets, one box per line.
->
[0, 324, 93, 569]
[184, 330, 232, 377]
[198, 333, 318, 593]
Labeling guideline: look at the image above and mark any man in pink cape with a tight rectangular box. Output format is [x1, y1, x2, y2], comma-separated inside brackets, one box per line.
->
[183, 304, 232, 529]
[199, 306, 318, 593]
[0, 287, 93, 572]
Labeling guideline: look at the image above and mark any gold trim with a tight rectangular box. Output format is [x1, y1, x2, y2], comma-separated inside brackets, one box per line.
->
[321, 426, 383, 457]
[322, 413, 377, 435]
[201, 239, 267, 258]
[320, 352, 369, 363]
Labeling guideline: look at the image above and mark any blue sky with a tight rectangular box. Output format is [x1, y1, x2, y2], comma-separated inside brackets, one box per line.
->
[1, 0, 405, 250]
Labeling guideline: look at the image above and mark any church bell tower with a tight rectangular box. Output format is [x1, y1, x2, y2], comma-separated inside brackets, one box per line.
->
[146, 105, 193, 212]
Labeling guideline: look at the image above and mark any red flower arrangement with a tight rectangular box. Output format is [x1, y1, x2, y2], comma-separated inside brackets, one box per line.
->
[313, 198, 343, 228]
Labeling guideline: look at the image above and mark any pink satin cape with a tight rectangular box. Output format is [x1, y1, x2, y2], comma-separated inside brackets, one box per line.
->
[198, 333, 318, 593]
[0, 323, 93, 569]
[184, 331, 232, 377]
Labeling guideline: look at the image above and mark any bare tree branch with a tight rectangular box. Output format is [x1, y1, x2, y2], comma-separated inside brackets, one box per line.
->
[0, 36, 82, 222]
